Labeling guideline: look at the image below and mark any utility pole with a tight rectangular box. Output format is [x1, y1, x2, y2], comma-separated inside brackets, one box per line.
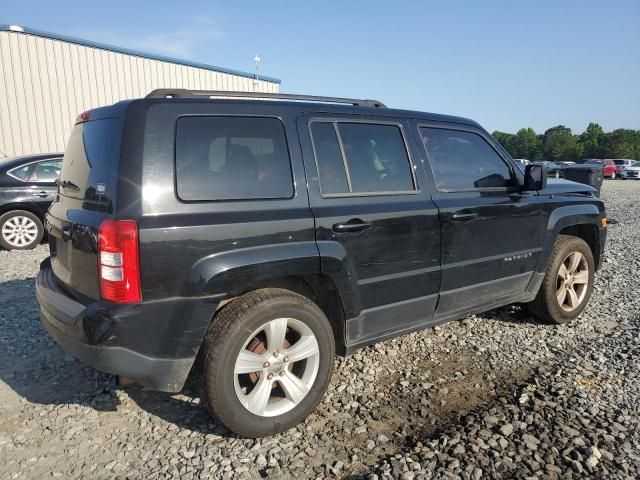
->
[253, 54, 261, 91]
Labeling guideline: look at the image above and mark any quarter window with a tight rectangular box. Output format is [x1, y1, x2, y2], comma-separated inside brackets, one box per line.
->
[175, 116, 293, 201]
[310, 121, 415, 195]
[7, 164, 32, 181]
[419, 128, 514, 191]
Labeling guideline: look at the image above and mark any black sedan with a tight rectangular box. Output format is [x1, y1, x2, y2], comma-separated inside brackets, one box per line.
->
[0, 153, 63, 250]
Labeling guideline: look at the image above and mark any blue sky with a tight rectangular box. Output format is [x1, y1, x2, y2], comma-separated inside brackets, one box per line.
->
[3, 0, 639, 133]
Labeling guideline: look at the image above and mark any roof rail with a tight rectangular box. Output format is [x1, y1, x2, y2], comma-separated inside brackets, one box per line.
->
[146, 89, 386, 108]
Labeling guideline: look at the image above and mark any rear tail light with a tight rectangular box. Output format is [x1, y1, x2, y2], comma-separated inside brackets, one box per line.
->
[75, 110, 91, 124]
[98, 220, 141, 303]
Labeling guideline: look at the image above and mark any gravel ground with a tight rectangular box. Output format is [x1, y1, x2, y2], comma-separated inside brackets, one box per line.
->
[1, 180, 638, 480]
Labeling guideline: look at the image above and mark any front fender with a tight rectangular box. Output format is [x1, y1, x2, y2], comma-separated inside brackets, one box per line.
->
[537, 203, 602, 273]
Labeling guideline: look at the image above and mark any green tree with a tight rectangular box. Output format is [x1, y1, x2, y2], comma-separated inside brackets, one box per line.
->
[604, 129, 640, 160]
[579, 122, 607, 158]
[492, 131, 516, 156]
[512, 128, 542, 159]
[543, 125, 583, 162]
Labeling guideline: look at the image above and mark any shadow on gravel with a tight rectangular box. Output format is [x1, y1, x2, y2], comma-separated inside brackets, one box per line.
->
[0, 277, 121, 412]
[0, 277, 235, 433]
[482, 304, 547, 326]
[125, 385, 238, 438]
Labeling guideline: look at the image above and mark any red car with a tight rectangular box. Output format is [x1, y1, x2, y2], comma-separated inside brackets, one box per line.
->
[584, 159, 617, 179]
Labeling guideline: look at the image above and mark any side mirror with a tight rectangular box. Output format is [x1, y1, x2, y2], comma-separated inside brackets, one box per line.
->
[523, 164, 547, 191]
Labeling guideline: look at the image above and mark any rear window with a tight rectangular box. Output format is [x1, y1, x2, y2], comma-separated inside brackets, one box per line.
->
[175, 116, 293, 201]
[60, 119, 120, 199]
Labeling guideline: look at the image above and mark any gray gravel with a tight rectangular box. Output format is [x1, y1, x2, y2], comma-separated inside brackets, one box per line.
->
[1, 180, 639, 480]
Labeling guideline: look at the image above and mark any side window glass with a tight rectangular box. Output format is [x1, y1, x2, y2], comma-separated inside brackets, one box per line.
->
[310, 121, 416, 195]
[30, 160, 62, 183]
[420, 128, 513, 190]
[175, 116, 293, 201]
[7, 164, 33, 181]
[310, 123, 349, 194]
[338, 123, 415, 193]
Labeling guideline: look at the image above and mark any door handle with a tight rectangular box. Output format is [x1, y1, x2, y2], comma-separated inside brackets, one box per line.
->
[332, 219, 371, 233]
[36, 191, 49, 198]
[448, 212, 479, 221]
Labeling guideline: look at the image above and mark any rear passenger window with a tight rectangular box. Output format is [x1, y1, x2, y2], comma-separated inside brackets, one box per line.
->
[176, 116, 293, 201]
[310, 121, 415, 195]
[419, 128, 514, 191]
[30, 160, 62, 182]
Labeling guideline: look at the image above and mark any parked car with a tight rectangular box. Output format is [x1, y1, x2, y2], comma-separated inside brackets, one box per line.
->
[532, 160, 564, 178]
[621, 161, 640, 179]
[0, 153, 63, 250]
[36, 90, 607, 437]
[584, 159, 617, 179]
[557, 161, 576, 166]
[513, 158, 530, 169]
[613, 159, 636, 177]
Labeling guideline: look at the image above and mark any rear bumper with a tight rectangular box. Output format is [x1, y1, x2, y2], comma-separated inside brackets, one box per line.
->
[36, 259, 200, 392]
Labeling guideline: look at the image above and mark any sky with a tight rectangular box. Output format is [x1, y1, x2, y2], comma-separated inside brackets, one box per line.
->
[3, 0, 639, 134]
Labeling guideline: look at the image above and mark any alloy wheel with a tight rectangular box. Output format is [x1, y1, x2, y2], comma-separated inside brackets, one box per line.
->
[1, 215, 39, 248]
[556, 251, 589, 312]
[233, 317, 320, 417]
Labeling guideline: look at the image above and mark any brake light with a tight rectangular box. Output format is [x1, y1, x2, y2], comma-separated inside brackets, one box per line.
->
[75, 111, 91, 124]
[98, 220, 141, 303]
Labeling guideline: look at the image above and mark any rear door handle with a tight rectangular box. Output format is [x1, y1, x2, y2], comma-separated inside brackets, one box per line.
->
[448, 212, 479, 221]
[36, 191, 49, 198]
[332, 220, 371, 233]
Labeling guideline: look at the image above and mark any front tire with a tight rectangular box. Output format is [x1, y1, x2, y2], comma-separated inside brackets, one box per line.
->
[0, 210, 44, 250]
[196, 289, 335, 437]
[528, 235, 595, 324]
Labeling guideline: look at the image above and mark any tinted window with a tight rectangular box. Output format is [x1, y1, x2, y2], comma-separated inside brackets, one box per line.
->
[176, 117, 293, 201]
[310, 121, 415, 195]
[30, 160, 62, 182]
[7, 164, 32, 181]
[310, 123, 349, 194]
[420, 128, 514, 190]
[60, 119, 121, 199]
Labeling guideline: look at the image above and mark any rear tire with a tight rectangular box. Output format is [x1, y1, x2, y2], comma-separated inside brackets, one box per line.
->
[0, 210, 44, 250]
[528, 235, 594, 324]
[196, 288, 335, 437]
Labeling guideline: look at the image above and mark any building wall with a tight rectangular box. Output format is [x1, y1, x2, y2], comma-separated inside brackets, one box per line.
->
[0, 30, 279, 157]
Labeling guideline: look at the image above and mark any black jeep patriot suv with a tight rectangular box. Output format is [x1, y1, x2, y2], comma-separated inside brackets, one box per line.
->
[37, 90, 607, 437]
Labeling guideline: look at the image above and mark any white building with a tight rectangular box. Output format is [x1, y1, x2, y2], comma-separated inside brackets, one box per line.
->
[0, 24, 280, 157]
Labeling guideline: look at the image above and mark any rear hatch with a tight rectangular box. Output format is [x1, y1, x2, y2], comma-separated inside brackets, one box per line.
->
[47, 106, 125, 302]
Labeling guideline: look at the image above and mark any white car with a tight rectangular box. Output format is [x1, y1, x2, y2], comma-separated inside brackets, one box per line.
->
[621, 162, 640, 179]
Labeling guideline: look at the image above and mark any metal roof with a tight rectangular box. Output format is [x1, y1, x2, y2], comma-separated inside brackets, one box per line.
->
[0, 23, 281, 84]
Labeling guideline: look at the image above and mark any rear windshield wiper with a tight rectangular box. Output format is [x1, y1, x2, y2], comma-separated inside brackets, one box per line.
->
[59, 180, 80, 191]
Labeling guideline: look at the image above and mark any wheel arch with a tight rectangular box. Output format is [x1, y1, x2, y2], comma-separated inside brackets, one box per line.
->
[0, 202, 45, 221]
[184, 242, 356, 356]
[539, 204, 603, 272]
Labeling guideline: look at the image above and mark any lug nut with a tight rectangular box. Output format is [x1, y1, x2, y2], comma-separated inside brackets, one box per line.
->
[267, 373, 273, 380]
[263, 361, 270, 368]
[283, 356, 289, 363]
[273, 351, 279, 358]
[279, 370, 285, 376]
